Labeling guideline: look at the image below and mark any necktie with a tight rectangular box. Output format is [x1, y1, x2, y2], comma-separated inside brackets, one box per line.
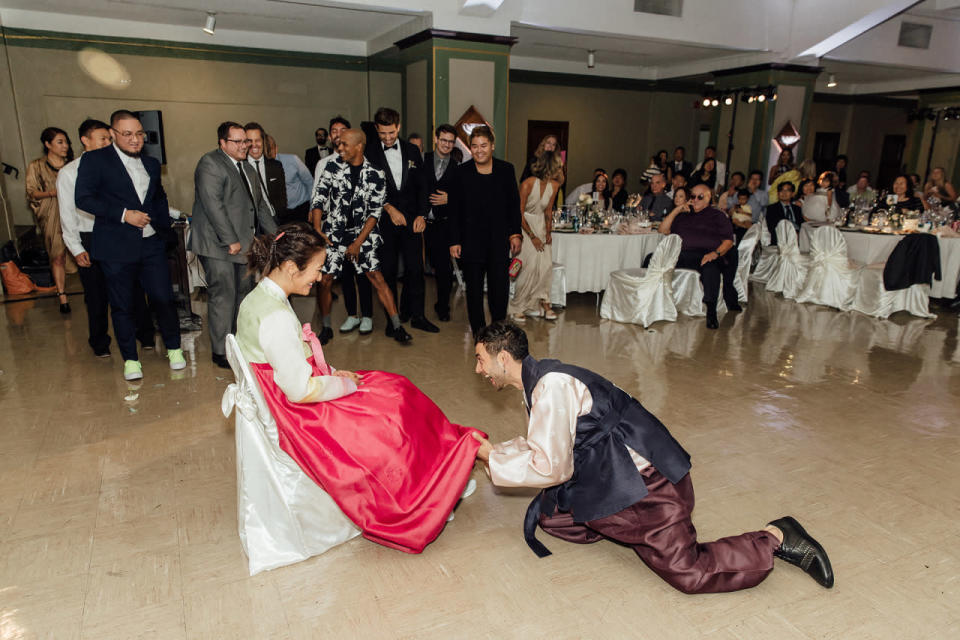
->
[786, 204, 795, 225]
[384, 143, 398, 151]
[237, 161, 261, 234]
[254, 160, 268, 191]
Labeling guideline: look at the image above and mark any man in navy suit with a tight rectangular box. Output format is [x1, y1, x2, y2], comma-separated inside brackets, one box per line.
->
[75, 109, 185, 381]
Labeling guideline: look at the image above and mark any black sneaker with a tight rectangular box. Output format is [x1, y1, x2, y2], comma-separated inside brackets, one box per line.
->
[319, 326, 334, 345]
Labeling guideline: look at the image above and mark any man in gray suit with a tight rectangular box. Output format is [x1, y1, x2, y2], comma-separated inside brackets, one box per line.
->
[189, 120, 277, 368]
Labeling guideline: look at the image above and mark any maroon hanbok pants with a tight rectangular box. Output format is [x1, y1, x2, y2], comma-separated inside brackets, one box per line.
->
[539, 468, 779, 594]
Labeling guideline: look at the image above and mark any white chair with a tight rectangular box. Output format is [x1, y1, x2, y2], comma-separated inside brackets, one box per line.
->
[550, 262, 567, 307]
[221, 334, 360, 576]
[795, 225, 859, 310]
[672, 237, 730, 317]
[849, 264, 936, 320]
[733, 224, 761, 304]
[750, 214, 778, 284]
[600, 234, 681, 327]
[765, 220, 810, 300]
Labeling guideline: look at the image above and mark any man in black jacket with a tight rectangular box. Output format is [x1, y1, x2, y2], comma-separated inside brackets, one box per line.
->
[423, 124, 459, 322]
[365, 107, 438, 334]
[244, 122, 286, 217]
[766, 181, 801, 245]
[448, 126, 522, 337]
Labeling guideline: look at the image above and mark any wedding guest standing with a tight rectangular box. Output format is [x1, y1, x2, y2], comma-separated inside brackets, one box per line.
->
[695, 146, 726, 187]
[244, 122, 286, 217]
[75, 109, 185, 380]
[448, 126, 522, 337]
[26, 126, 74, 312]
[304, 127, 331, 176]
[189, 121, 276, 369]
[521, 134, 562, 183]
[268, 135, 314, 224]
[509, 150, 562, 323]
[423, 124, 459, 322]
[671, 146, 692, 179]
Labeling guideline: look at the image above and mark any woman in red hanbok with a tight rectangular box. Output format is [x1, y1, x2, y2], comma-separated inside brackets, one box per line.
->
[236, 223, 483, 553]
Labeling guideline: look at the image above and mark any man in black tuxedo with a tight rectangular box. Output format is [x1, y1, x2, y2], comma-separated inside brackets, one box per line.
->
[423, 124, 459, 322]
[766, 181, 801, 245]
[244, 122, 287, 217]
[365, 107, 438, 334]
[448, 126, 522, 337]
[671, 146, 693, 179]
[75, 109, 185, 381]
[304, 127, 331, 176]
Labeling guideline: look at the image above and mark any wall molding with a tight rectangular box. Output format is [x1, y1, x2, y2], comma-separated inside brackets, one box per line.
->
[508, 69, 702, 94]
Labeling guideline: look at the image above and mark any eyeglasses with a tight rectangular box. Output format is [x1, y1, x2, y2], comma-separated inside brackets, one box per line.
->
[692, 193, 708, 200]
[112, 128, 146, 139]
[226, 139, 248, 145]
[437, 137, 456, 145]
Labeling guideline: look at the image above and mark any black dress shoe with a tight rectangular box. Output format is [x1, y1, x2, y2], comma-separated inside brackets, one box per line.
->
[319, 326, 334, 345]
[386, 324, 413, 344]
[59, 302, 71, 314]
[410, 316, 440, 333]
[434, 303, 450, 322]
[93, 348, 111, 358]
[212, 353, 231, 369]
[769, 516, 834, 588]
[726, 301, 743, 312]
[706, 310, 719, 330]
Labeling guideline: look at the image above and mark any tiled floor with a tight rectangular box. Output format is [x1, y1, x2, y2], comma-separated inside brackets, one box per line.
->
[1, 281, 958, 639]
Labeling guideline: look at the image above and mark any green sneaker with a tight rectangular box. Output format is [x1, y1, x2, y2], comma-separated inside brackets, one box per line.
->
[167, 348, 187, 371]
[123, 360, 143, 381]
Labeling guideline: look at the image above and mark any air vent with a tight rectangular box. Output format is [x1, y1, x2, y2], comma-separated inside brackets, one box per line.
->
[634, 0, 682, 18]
[898, 22, 932, 49]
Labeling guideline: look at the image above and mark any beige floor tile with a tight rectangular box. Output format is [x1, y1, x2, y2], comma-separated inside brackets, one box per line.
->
[0, 573, 86, 640]
[80, 601, 186, 640]
[0, 527, 94, 583]
[182, 576, 290, 640]
[82, 550, 183, 634]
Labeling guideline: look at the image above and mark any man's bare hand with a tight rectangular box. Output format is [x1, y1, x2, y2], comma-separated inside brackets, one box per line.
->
[125, 210, 151, 228]
[471, 432, 493, 462]
[450, 244, 462, 259]
[345, 240, 361, 261]
[510, 236, 522, 256]
[228, 242, 243, 255]
[429, 190, 448, 206]
[75, 251, 92, 268]
[412, 216, 426, 233]
[386, 205, 407, 226]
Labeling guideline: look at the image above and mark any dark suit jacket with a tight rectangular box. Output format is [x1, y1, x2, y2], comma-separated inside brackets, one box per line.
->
[364, 138, 428, 227]
[260, 157, 288, 213]
[671, 160, 693, 179]
[448, 158, 521, 263]
[304, 146, 325, 176]
[423, 151, 458, 222]
[765, 201, 802, 246]
[75, 145, 170, 264]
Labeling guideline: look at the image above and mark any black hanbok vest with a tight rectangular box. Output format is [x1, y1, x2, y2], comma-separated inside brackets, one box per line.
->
[520, 356, 692, 557]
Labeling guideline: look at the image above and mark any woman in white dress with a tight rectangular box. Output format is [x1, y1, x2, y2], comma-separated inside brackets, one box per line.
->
[799, 174, 839, 223]
[509, 151, 563, 322]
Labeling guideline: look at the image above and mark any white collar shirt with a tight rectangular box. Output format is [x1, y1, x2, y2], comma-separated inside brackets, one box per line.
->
[56, 155, 91, 256]
[247, 155, 275, 215]
[382, 142, 402, 188]
[114, 144, 155, 237]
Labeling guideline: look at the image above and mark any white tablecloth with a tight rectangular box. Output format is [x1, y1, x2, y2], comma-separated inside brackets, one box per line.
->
[551, 232, 663, 292]
[799, 222, 960, 298]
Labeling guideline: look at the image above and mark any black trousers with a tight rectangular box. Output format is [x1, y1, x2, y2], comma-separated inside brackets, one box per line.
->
[278, 201, 309, 226]
[676, 248, 739, 310]
[78, 232, 153, 354]
[339, 258, 373, 318]
[462, 255, 509, 335]
[425, 219, 453, 316]
[100, 235, 181, 361]
[379, 222, 424, 320]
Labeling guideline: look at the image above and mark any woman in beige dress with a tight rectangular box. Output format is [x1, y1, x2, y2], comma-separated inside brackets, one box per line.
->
[509, 150, 563, 322]
[26, 126, 74, 312]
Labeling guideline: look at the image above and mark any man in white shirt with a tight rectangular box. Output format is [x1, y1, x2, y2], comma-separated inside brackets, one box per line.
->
[470, 322, 835, 594]
[244, 122, 286, 216]
[59, 118, 154, 357]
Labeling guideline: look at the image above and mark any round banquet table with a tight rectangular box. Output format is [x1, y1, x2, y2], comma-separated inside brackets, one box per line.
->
[551, 231, 663, 293]
[798, 222, 960, 298]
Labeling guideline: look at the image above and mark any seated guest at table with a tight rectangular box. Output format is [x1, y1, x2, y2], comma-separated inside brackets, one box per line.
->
[671, 146, 692, 179]
[768, 157, 803, 205]
[923, 167, 957, 204]
[822, 170, 849, 209]
[665, 172, 687, 200]
[592, 172, 612, 210]
[610, 168, 629, 212]
[640, 174, 673, 221]
[565, 167, 605, 205]
[766, 181, 800, 245]
[798, 175, 838, 223]
[718, 172, 746, 211]
[889, 174, 925, 212]
[834, 155, 848, 190]
[729, 189, 753, 245]
[847, 173, 876, 209]
[746, 170, 767, 223]
[690, 157, 718, 191]
[659, 183, 740, 329]
[908, 173, 924, 199]
[695, 146, 726, 187]
[655, 149, 673, 181]
[237, 223, 483, 553]
[768, 148, 794, 186]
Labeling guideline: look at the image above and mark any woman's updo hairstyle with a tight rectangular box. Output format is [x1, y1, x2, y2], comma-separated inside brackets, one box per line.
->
[247, 222, 326, 277]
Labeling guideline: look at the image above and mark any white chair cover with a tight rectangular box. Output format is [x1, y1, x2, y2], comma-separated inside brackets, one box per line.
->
[795, 225, 859, 310]
[733, 224, 761, 304]
[750, 214, 778, 284]
[672, 263, 728, 317]
[550, 262, 567, 307]
[221, 334, 360, 576]
[849, 264, 937, 320]
[765, 220, 810, 300]
[600, 234, 681, 327]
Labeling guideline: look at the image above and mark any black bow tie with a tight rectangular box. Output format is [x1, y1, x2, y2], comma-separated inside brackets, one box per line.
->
[384, 143, 398, 151]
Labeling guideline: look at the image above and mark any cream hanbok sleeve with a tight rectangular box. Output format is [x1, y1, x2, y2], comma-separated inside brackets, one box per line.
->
[487, 373, 592, 488]
[258, 308, 357, 403]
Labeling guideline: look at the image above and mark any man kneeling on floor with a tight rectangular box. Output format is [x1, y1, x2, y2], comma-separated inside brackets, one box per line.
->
[470, 321, 834, 594]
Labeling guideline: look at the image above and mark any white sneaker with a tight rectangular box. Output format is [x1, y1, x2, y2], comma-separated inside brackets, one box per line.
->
[340, 316, 361, 333]
[461, 477, 477, 499]
[358, 317, 374, 334]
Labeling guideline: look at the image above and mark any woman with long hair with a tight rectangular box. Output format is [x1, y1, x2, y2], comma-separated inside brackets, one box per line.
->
[25, 126, 75, 312]
[768, 148, 795, 186]
[236, 222, 484, 553]
[691, 157, 718, 191]
[521, 134, 565, 184]
[592, 172, 612, 210]
[923, 166, 957, 204]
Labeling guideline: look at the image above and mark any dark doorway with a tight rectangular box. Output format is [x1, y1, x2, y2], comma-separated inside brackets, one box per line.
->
[526, 120, 569, 170]
[877, 134, 906, 190]
[812, 132, 840, 175]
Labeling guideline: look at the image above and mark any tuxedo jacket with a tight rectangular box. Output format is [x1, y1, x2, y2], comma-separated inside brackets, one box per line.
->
[364, 138, 428, 228]
[74, 145, 170, 264]
[765, 201, 802, 246]
[423, 151, 458, 223]
[262, 158, 288, 214]
[304, 146, 329, 177]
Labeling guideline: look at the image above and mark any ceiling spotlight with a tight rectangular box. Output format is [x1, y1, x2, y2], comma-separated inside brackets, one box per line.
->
[747, 94, 756, 103]
[711, 98, 719, 107]
[587, 50, 595, 69]
[757, 93, 766, 103]
[724, 96, 733, 106]
[826, 74, 837, 88]
[702, 97, 711, 107]
[203, 12, 216, 36]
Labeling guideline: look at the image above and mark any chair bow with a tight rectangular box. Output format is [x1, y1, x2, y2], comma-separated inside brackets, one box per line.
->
[222, 382, 259, 421]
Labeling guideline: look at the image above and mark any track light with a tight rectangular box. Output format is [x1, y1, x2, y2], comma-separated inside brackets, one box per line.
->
[203, 12, 216, 35]
[587, 50, 595, 69]
[826, 74, 837, 88]
[702, 97, 711, 107]
[710, 98, 719, 107]
[724, 96, 733, 106]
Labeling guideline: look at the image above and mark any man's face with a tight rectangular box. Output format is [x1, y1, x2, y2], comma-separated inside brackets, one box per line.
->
[672, 174, 686, 189]
[730, 174, 743, 190]
[81, 127, 112, 153]
[337, 133, 364, 165]
[474, 344, 510, 390]
[376, 123, 400, 148]
[111, 117, 145, 156]
[748, 173, 761, 191]
[470, 136, 493, 165]
[612, 174, 624, 188]
[651, 175, 665, 194]
[705, 148, 715, 160]
[435, 131, 456, 157]
[778, 185, 795, 203]
[409, 136, 423, 152]
[316, 128, 327, 146]
[329, 122, 347, 146]
[856, 176, 868, 190]
[674, 148, 684, 162]
[220, 126, 249, 161]
[690, 185, 710, 212]
[246, 128, 264, 160]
